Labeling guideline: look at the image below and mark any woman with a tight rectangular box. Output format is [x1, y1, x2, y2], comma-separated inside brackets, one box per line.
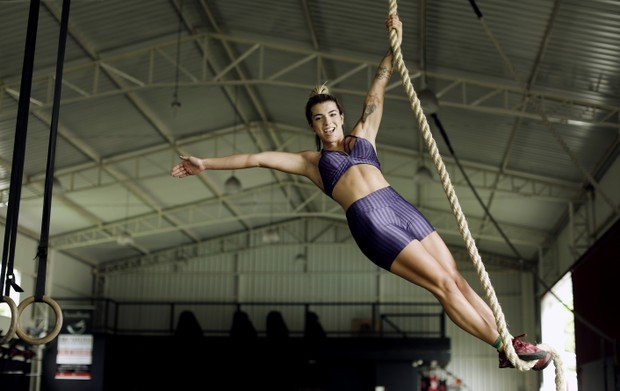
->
[170, 14, 550, 371]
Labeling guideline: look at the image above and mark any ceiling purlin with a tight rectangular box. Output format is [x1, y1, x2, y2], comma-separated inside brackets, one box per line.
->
[197, 0, 315, 222]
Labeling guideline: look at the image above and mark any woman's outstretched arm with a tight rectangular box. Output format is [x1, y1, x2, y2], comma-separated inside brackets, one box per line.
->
[170, 150, 322, 186]
[351, 14, 403, 143]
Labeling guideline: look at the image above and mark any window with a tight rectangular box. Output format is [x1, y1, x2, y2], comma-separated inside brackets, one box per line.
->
[540, 272, 577, 391]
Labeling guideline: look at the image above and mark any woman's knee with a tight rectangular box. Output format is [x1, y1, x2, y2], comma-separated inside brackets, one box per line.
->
[451, 271, 477, 294]
[431, 273, 463, 300]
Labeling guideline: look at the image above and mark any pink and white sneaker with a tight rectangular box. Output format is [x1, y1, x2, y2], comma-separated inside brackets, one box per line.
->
[498, 334, 552, 371]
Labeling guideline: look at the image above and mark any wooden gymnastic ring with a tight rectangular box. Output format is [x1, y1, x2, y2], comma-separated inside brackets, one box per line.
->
[0, 296, 18, 344]
[15, 295, 63, 345]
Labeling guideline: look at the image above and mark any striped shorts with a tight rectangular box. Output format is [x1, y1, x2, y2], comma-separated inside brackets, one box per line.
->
[345, 186, 435, 271]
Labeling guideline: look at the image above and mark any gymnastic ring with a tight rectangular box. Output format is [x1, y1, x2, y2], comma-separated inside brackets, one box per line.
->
[15, 295, 63, 345]
[0, 296, 18, 345]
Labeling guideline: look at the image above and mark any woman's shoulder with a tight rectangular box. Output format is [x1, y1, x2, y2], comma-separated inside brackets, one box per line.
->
[297, 149, 322, 164]
[347, 132, 377, 150]
[296, 150, 323, 187]
[298, 149, 321, 157]
[349, 127, 377, 143]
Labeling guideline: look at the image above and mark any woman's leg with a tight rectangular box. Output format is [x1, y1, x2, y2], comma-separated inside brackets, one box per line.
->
[389, 231, 552, 370]
[419, 232, 499, 338]
[389, 232, 499, 345]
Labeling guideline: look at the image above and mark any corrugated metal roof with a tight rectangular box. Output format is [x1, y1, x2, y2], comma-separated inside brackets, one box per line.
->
[0, 0, 618, 270]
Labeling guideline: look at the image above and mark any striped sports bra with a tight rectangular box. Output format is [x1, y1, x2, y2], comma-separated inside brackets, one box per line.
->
[318, 135, 381, 198]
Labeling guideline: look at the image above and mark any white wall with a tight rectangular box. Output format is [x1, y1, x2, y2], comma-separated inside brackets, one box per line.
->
[103, 228, 540, 391]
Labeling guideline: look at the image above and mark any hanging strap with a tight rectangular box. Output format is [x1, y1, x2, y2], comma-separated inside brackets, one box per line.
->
[8, 0, 71, 346]
[34, 0, 71, 302]
[0, 0, 42, 345]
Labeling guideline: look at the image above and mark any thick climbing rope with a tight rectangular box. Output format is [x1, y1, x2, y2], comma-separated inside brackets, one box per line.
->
[386, 1, 566, 389]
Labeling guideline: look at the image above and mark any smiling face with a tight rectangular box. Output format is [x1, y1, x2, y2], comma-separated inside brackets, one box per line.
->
[309, 101, 344, 145]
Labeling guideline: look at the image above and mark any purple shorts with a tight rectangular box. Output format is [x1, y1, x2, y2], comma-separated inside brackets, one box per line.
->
[345, 187, 435, 271]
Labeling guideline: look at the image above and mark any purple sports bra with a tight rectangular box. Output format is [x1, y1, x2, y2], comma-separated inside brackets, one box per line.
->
[318, 135, 381, 198]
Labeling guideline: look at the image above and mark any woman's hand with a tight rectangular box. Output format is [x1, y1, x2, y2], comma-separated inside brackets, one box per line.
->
[386, 14, 402, 46]
[170, 155, 206, 178]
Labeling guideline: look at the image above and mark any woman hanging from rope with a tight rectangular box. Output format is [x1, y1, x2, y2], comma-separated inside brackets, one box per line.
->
[170, 14, 551, 371]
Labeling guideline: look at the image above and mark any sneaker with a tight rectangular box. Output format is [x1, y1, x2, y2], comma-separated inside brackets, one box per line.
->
[498, 334, 552, 371]
[532, 350, 552, 371]
[498, 350, 513, 368]
[499, 349, 552, 371]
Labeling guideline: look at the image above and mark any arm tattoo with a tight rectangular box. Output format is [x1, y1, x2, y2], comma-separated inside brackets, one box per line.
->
[361, 102, 377, 122]
[375, 65, 392, 80]
[375, 49, 394, 80]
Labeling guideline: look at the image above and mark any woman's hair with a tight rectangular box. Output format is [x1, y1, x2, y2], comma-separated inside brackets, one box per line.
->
[305, 83, 344, 151]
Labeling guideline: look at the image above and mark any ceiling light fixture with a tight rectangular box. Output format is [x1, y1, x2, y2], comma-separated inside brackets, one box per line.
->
[170, 1, 183, 117]
[117, 189, 135, 247]
[417, 88, 439, 115]
[52, 176, 64, 194]
[262, 185, 279, 244]
[116, 231, 134, 246]
[414, 13, 438, 187]
[225, 175, 241, 194]
[225, 86, 242, 194]
[262, 228, 280, 244]
[414, 165, 434, 185]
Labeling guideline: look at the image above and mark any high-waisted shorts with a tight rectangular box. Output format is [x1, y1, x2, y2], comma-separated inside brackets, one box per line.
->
[345, 186, 435, 271]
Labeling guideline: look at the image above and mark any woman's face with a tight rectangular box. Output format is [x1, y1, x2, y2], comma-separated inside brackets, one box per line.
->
[309, 101, 344, 143]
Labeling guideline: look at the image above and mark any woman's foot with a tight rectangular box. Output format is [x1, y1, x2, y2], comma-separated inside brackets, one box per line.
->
[498, 334, 552, 371]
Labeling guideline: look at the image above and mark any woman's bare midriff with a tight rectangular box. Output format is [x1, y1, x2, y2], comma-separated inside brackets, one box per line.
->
[331, 165, 390, 211]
